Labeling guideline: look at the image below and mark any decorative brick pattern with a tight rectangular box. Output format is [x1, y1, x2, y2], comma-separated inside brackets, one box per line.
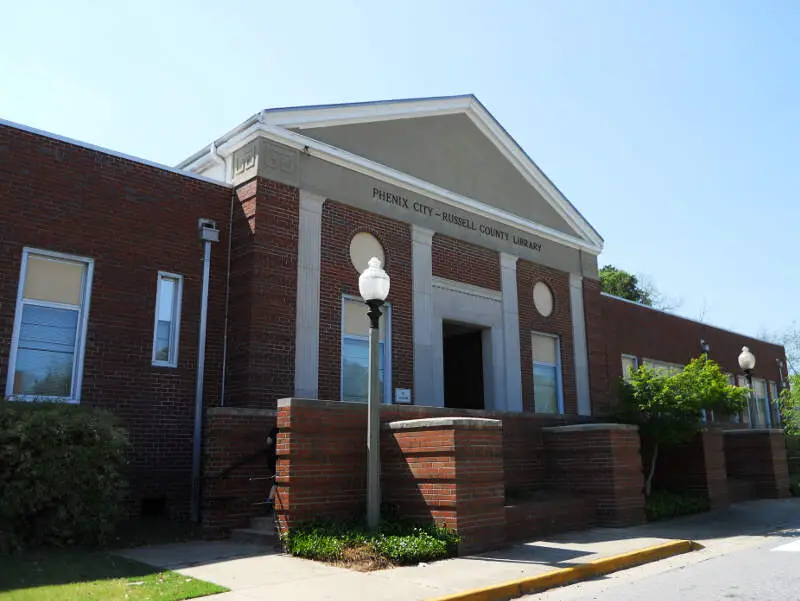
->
[723, 430, 791, 498]
[202, 408, 276, 536]
[0, 124, 230, 516]
[652, 430, 730, 508]
[517, 260, 577, 414]
[431, 234, 500, 291]
[318, 200, 413, 402]
[544, 425, 646, 526]
[226, 177, 299, 408]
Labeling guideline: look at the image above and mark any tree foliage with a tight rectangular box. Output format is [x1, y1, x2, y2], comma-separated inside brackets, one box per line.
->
[599, 265, 653, 305]
[778, 374, 800, 437]
[611, 356, 748, 495]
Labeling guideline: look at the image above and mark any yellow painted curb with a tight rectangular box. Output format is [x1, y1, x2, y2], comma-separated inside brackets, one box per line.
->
[426, 540, 698, 601]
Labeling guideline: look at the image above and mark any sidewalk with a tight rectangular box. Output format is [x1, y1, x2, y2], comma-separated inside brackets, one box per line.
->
[116, 498, 800, 601]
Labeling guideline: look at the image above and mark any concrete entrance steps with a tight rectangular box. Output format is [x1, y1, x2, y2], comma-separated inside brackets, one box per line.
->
[230, 515, 277, 545]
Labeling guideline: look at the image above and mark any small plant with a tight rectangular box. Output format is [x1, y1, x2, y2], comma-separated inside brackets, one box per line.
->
[285, 519, 459, 568]
[645, 490, 711, 521]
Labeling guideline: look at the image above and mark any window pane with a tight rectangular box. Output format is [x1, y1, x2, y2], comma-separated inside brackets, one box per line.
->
[158, 278, 176, 322]
[342, 338, 383, 403]
[342, 298, 385, 340]
[19, 305, 78, 352]
[534, 364, 558, 413]
[621, 356, 637, 381]
[24, 256, 85, 305]
[155, 320, 171, 361]
[532, 334, 557, 365]
[14, 348, 74, 396]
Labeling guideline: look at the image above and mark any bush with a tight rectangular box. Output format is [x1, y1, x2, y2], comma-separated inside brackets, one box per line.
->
[645, 490, 710, 522]
[285, 519, 459, 566]
[0, 400, 129, 552]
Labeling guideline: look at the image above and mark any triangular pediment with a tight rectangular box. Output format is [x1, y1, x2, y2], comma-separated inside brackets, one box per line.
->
[263, 96, 602, 249]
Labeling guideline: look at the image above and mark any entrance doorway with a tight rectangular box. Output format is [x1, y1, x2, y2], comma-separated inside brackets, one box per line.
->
[443, 321, 485, 410]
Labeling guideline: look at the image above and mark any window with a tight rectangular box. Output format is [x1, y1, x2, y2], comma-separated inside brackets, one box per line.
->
[769, 381, 781, 427]
[642, 359, 683, 376]
[532, 332, 563, 414]
[621, 354, 638, 382]
[341, 296, 390, 403]
[751, 378, 770, 428]
[7, 249, 93, 401]
[152, 272, 183, 367]
[736, 376, 750, 424]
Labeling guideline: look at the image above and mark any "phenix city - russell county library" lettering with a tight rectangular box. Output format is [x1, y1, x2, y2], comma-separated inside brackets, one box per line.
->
[371, 187, 542, 252]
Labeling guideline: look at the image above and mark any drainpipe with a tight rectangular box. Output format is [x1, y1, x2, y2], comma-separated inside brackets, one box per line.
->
[208, 142, 235, 408]
[191, 218, 220, 523]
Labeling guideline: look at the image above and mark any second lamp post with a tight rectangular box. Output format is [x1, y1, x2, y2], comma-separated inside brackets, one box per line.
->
[358, 257, 390, 529]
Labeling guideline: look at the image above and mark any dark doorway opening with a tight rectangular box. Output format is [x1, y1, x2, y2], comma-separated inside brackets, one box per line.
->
[443, 321, 485, 410]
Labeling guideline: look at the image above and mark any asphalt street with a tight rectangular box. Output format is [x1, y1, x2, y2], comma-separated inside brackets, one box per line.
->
[527, 528, 800, 601]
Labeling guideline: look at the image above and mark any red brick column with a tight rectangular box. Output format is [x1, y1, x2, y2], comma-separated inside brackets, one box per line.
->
[202, 408, 276, 537]
[543, 424, 645, 526]
[653, 430, 729, 508]
[723, 429, 791, 499]
[382, 417, 505, 555]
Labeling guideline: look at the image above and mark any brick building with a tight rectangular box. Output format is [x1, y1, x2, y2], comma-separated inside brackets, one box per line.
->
[0, 95, 788, 519]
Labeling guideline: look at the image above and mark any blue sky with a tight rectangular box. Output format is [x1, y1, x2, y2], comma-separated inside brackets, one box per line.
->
[2, 0, 797, 341]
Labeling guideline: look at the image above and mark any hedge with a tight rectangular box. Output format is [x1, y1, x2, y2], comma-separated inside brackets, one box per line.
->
[0, 400, 129, 552]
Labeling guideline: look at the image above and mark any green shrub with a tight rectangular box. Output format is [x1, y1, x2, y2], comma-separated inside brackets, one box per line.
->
[285, 519, 459, 566]
[0, 400, 129, 552]
[645, 490, 711, 522]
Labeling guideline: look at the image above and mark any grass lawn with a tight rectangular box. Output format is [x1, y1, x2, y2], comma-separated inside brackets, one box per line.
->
[0, 549, 227, 601]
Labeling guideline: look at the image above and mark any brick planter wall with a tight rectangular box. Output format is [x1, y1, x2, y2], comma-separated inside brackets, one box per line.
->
[543, 424, 645, 526]
[723, 429, 791, 499]
[504, 493, 595, 543]
[651, 430, 729, 508]
[383, 417, 506, 554]
[202, 407, 276, 537]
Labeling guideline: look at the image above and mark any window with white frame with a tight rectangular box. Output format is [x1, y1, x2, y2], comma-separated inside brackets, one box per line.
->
[769, 381, 781, 427]
[751, 378, 770, 428]
[7, 249, 93, 401]
[532, 332, 563, 414]
[152, 272, 183, 366]
[621, 354, 638, 382]
[341, 297, 390, 403]
[642, 359, 683, 376]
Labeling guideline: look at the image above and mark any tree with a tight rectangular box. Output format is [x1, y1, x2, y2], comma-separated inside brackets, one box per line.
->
[778, 374, 800, 437]
[612, 356, 748, 495]
[599, 265, 652, 305]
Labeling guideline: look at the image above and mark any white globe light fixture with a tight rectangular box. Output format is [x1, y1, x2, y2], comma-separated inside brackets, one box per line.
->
[358, 257, 390, 303]
[738, 346, 756, 373]
[358, 256, 389, 530]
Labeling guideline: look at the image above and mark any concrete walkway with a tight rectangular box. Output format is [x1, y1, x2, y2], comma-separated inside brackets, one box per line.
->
[116, 499, 800, 601]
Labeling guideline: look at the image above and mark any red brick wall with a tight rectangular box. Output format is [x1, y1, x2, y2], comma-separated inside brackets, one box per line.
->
[383, 421, 507, 554]
[431, 234, 500, 291]
[600, 295, 787, 393]
[318, 200, 413, 401]
[543, 425, 646, 526]
[652, 431, 730, 508]
[505, 494, 595, 542]
[723, 430, 791, 498]
[226, 177, 299, 408]
[517, 260, 577, 414]
[0, 123, 230, 516]
[584, 280, 610, 415]
[202, 408, 276, 536]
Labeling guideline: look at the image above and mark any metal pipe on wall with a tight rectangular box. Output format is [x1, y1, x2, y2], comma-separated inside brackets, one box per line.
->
[192, 218, 219, 522]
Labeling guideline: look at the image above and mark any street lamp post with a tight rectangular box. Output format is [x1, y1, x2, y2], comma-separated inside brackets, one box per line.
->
[358, 257, 390, 529]
[738, 346, 756, 424]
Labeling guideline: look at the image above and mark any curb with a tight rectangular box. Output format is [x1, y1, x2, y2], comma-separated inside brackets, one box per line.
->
[426, 540, 699, 601]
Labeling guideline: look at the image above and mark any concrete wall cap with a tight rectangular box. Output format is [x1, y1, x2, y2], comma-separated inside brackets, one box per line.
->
[542, 423, 639, 433]
[277, 398, 367, 410]
[207, 407, 277, 417]
[722, 428, 785, 435]
[384, 417, 502, 430]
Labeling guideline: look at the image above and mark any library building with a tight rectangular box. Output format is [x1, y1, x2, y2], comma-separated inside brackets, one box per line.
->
[0, 95, 791, 550]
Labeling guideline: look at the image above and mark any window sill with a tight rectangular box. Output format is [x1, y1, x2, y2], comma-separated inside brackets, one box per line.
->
[151, 361, 178, 369]
[6, 395, 80, 404]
